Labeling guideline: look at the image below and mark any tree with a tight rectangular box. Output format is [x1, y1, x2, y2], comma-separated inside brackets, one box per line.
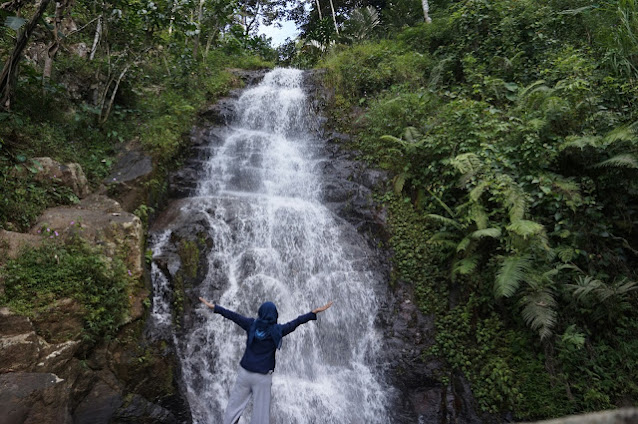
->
[421, 0, 431, 23]
[1, 0, 54, 109]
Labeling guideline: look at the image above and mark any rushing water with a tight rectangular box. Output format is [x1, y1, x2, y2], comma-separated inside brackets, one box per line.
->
[150, 68, 392, 423]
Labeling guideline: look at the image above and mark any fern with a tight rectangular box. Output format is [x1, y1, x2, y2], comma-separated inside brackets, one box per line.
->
[456, 236, 471, 252]
[469, 180, 489, 202]
[603, 123, 638, 145]
[560, 134, 601, 151]
[520, 288, 557, 340]
[471, 227, 501, 239]
[393, 174, 406, 194]
[452, 256, 479, 276]
[594, 153, 638, 169]
[403, 126, 422, 143]
[494, 254, 532, 298]
[470, 203, 489, 230]
[451, 153, 483, 183]
[507, 219, 545, 239]
[503, 184, 527, 221]
[425, 213, 463, 230]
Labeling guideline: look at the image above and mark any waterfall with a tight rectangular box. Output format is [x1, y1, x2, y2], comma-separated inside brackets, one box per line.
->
[150, 68, 393, 423]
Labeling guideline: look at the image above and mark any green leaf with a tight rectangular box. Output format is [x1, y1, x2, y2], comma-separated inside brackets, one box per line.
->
[494, 255, 532, 298]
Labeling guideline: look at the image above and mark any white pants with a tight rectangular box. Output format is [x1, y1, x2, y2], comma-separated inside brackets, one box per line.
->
[224, 367, 273, 424]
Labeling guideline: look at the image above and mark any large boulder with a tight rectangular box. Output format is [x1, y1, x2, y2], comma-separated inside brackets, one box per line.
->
[33, 157, 90, 199]
[104, 139, 155, 212]
[0, 309, 40, 373]
[0, 372, 70, 424]
[29, 195, 144, 279]
[0, 230, 42, 265]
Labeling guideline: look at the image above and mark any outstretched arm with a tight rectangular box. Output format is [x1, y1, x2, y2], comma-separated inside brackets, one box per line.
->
[281, 300, 334, 337]
[199, 297, 253, 331]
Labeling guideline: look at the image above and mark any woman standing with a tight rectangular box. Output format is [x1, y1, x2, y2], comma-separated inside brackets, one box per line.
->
[199, 297, 333, 424]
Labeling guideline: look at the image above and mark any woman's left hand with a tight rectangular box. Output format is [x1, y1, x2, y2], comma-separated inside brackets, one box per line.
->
[312, 301, 334, 314]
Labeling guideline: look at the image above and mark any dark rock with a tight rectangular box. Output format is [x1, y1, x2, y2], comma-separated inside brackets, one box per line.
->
[107, 151, 153, 184]
[114, 394, 178, 423]
[72, 381, 123, 424]
[200, 98, 235, 125]
[104, 141, 155, 212]
[0, 372, 70, 424]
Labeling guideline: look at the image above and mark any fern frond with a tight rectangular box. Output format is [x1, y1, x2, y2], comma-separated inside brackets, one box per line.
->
[403, 127, 422, 143]
[428, 231, 459, 250]
[494, 255, 532, 298]
[520, 289, 557, 340]
[603, 124, 638, 145]
[469, 180, 489, 202]
[451, 153, 483, 177]
[518, 80, 550, 100]
[471, 227, 501, 239]
[555, 245, 576, 262]
[470, 203, 489, 230]
[425, 214, 463, 230]
[393, 174, 406, 194]
[507, 219, 545, 239]
[427, 190, 456, 218]
[594, 153, 638, 169]
[560, 134, 602, 151]
[453, 256, 479, 276]
[503, 185, 527, 221]
[456, 237, 471, 252]
[380, 134, 406, 147]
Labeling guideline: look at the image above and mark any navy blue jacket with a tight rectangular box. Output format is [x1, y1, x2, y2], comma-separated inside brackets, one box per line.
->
[214, 305, 317, 374]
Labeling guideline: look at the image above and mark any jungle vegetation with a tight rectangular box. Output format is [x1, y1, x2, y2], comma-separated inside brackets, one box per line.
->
[313, 0, 638, 419]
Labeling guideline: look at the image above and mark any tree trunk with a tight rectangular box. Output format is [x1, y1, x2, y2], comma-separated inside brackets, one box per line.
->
[89, 14, 102, 60]
[43, 0, 69, 85]
[0, 0, 53, 109]
[421, 0, 432, 23]
[328, 0, 338, 34]
[100, 64, 130, 124]
[193, 0, 205, 59]
[315, 0, 322, 20]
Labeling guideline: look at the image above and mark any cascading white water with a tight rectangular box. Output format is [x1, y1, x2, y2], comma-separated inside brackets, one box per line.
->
[151, 68, 392, 423]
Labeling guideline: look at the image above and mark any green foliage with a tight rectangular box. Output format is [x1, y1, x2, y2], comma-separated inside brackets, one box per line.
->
[0, 157, 79, 231]
[0, 236, 133, 342]
[322, 0, 638, 418]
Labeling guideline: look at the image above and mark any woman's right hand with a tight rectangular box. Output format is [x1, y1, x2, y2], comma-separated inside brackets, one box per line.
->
[199, 297, 215, 309]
